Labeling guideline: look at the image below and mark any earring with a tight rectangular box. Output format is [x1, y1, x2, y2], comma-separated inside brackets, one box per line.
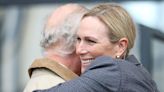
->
[116, 55, 120, 59]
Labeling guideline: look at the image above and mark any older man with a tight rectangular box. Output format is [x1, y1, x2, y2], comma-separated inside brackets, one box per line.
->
[23, 3, 88, 92]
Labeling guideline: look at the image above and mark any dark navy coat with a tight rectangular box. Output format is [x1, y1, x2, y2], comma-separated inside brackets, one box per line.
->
[34, 55, 159, 92]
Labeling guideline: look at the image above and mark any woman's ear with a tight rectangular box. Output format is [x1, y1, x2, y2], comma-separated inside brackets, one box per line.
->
[116, 37, 128, 58]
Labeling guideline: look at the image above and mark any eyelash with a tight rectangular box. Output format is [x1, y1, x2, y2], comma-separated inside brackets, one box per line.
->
[76, 37, 97, 44]
[86, 39, 96, 43]
[76, 37, 81, 42]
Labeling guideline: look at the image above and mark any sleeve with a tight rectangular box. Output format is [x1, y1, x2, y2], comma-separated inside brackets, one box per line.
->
[33, 56, 121, 92]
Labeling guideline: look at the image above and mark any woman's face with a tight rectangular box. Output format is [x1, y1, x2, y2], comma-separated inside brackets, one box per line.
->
[76, 16, 118, 72]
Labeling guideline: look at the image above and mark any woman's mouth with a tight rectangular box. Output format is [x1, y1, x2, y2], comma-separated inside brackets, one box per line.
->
[80, 59, 94, 72]
[81, 59, 93, 63]
[81, 59, 94, 67]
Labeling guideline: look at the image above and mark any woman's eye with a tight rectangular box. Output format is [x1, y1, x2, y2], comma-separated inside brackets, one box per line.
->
[86, 39, 97, 43]
[76, 37, 81, 42]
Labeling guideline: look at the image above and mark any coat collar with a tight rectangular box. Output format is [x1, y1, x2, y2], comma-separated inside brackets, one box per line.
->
[28, 58, 78, 81]
[126, 55, 141, 66]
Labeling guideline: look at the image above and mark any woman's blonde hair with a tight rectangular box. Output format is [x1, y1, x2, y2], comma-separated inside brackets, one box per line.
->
[84, 3, 136, 56]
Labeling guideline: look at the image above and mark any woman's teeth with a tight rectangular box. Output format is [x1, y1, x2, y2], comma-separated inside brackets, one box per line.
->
[81, 59, 94, 63]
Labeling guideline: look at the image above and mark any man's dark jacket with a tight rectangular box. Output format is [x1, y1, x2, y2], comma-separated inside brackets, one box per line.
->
[34, 55, 159, 92]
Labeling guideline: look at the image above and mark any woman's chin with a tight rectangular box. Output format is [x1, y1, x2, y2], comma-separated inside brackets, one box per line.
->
[81, 62, 91, 73]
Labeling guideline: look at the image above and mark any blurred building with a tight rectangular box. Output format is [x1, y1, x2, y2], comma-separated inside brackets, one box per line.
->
[0, 0, 164, 92]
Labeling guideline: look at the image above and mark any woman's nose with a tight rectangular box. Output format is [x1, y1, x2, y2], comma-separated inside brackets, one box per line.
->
[76, 42, 88, 55]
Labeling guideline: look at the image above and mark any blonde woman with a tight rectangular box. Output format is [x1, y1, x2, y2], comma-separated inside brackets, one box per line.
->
[34, 3, 159, 92]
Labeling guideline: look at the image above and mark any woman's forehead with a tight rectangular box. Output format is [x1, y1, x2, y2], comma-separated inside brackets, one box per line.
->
[78, 16, 109, 36]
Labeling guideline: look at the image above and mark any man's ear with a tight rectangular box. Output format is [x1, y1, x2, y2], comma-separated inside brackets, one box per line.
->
[116, 37, 128, 58]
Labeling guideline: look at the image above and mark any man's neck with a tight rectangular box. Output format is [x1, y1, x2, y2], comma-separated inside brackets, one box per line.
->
[44, 50, 81, 75]
[46, 53, 71, 68]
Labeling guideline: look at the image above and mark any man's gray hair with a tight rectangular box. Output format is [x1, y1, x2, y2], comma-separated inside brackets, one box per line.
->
[40, 13, 84, 56]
